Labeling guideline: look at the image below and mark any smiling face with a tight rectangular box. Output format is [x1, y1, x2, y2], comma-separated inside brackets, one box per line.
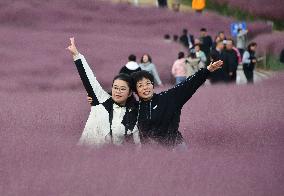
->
[111, 79, 131, 105]
[136, 77, 154, 101]
[142, 55, 149, 63]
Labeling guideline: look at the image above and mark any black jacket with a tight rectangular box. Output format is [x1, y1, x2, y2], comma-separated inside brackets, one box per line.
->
[137, 68, 210, 147]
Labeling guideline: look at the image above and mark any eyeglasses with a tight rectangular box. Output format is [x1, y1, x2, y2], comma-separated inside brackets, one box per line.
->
[112, 86, 128, 93]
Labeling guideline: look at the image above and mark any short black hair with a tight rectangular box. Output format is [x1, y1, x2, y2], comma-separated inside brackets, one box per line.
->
[112, 73, 135, 92]
[200, 28, 207, 32]
[128, 54, 136, 62]
[178, 51, 185, 59]
[131, 70, 154, 92]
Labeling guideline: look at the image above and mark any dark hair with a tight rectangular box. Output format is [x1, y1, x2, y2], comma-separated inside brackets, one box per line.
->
[194, 43, 201, 47]
[173, 34, 179, 42]
[131, 70, 154, 92]
[178, 51, 185, 59]
[200, 28, 207, 32]
[182, 28, 188, 34]
[112, 73, 135, 92]
[128, 54, 136, 62]
[140, 54, 152, 63]
[247, 42, 257, 51]
[164, 34, 171, 40]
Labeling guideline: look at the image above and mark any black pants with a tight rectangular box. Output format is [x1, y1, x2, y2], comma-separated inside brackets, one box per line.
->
[157, 0, 167, 7]
[243, 64, 254, 83]
[228, 71, 237, 83]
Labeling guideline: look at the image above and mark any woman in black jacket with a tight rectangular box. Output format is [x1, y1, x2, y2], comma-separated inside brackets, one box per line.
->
[131, 60, 223, 148]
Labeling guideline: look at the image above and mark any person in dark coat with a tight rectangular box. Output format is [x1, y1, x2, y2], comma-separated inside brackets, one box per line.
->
[209, 40, 228, 83]
[131, 60, 223, 148]
[199, 28, 213, 65]
[224, 39, 239, 83]
[179, 28, 194, 50]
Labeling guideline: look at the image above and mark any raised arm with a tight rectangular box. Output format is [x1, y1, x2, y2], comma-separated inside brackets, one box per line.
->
[167, 60, 223, 108]
[66, 37, 110, 105]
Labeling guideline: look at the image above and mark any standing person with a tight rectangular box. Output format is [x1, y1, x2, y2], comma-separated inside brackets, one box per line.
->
[131, 60, 223, 148]
[199, 28, 213, 66]
[179, 28, 194, 50]
[139, 54, 163, 86]
[224, 39, 239, 83]
[66, 38, 140, 146]
[194, 43, 207, 68]
[210, 40, 227, 83]
[186, 52, 202, 76]
[192, 0, 206, 13]
[171, 52, 188, 85]
[242, 42, 257, 83]
[236, 28, 248, 58]
[119, 54, 141, 75]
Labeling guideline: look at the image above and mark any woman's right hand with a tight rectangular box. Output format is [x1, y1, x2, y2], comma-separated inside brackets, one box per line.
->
[66, 37, 79, 56]
[87, 96, 93, 104]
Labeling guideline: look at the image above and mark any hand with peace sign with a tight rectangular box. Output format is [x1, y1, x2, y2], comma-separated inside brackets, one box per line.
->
[66, 37, 79, 56]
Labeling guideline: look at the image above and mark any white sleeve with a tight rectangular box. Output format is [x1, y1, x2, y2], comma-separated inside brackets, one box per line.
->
[73, 53, 110, 103]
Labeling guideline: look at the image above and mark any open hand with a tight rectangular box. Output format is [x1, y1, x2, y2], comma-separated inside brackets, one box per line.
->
[66, 37, 79, 56]
[207, 60, 223, 72]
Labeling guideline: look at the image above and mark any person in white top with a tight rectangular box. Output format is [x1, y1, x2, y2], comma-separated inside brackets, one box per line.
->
[66, 38, 140, 147]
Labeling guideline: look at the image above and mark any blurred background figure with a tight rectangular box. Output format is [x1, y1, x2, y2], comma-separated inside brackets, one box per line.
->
[119, 54, 141, 75]
[199, 28, 213, 66]
[224, 38, 239, 83]
[139, 53, 163, 86]
[194, 43, 207, 68]
[157, 0, 168, 8]
[210, 40, 227, 83]
[242, 42, 257, 83]
[179, 28, 195, 51]
[185, 51, 202, 77]
[171, 51, 187, 85]
[192, 0, 206, 13]
[236, 28, 248, 58]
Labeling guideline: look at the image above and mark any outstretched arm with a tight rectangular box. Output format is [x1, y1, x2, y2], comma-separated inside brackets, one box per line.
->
[66, 37, 110, 105]
[167, 60, 223, 108]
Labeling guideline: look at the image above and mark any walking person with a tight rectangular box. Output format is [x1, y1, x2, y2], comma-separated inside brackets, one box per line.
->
[171, 52, 188, 85]
[242, 42, 257, 83]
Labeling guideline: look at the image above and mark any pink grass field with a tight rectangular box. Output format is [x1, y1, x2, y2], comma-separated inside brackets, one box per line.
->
[0, 1, 284, 195]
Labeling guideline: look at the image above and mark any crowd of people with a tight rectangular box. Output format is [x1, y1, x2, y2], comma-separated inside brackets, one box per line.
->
[67, 37, 223, 149]
[169, 27, 257, 84]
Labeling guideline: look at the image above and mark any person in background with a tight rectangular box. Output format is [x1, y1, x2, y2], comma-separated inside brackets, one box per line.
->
[218, 31, 226, 41]
[192, 0, 205, 13]
[194, 43, 207, 68]
[139, 54, 163, 86]
[171, 52, 188, 85]
[186, 52, 201, 77]
[199, 28, 213, 66]
[119, 54, 141, 75]
[242, 42, 257, 83]
[179, 28, 194, 51]
[236, 28, 248, 58]
[210, 40, 227, 83]
[224, 38, 239, 83]
[157, 0, 168, 8]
